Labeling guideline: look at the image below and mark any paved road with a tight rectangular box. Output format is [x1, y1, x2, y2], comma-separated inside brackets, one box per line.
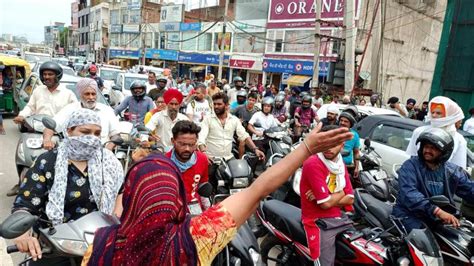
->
[0, 118, 26, 265]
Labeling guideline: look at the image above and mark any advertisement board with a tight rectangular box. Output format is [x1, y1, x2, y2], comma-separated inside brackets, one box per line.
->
[161, 5, 184, 23]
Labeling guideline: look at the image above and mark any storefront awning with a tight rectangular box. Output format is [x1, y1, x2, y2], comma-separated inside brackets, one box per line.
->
[285, 75, 312, 86]
[190, 66, 206, 72]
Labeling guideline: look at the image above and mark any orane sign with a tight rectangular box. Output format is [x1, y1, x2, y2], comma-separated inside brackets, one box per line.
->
[267, 0, 360, 28]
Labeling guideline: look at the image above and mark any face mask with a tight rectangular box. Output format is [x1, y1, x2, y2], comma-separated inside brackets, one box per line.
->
[67, 135, 101, 161]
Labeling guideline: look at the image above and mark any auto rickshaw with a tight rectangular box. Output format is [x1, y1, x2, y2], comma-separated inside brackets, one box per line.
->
[0, 55, 31, 115]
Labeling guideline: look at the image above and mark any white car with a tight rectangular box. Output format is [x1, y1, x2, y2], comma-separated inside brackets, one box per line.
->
[115, 73, 149, 97]
[317, 103, 402, 120]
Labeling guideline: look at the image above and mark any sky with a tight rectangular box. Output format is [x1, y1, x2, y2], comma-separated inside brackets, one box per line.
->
[0, 0, 74, 44]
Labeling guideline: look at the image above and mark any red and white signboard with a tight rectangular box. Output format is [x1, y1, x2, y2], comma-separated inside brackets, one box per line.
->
[267, 0, 360, 29]
[229, 55, 263, 70]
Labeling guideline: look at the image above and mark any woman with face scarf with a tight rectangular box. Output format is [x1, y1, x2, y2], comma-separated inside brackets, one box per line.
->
[12, 109, 124, 264]
[406, 96, 467, 168]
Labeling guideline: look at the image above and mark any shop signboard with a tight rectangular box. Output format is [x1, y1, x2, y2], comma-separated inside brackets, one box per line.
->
[263, 58, 328, 76]
[161, 5, 184, 23]
[229, 55, 263, 70]
[159, 22, 180, 32]
[110, 24, 122, 33]
[180, 23, 202, 31]
[178, 52, 229, 65]
[110, 49, 140, 59]
[267, 0, 360, 29]
[145, 49, 179, 61]
[122, 24, 140, 33]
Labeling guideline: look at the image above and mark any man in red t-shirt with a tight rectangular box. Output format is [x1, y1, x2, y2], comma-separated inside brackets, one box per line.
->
[300, 125, 354, 265]
[166, 120, 209, 213]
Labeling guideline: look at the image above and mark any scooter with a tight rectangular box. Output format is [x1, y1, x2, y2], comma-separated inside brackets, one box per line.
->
[197, 183, 262, 266]
[357, 139, 393, 202]
[3, 211, 119, 265]
[15, 115, 60, 187]
[257, 198, 398, 265]
[354, 188, 444, 265]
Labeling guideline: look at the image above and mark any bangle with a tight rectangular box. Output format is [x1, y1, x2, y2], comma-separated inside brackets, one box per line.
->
[434, 207, 441, 216]
[302, 139, 313, 155]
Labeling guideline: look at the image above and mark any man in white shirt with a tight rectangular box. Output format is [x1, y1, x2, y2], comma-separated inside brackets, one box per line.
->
[248, 97, 279, 151]
[145, 72, 158, 93]
[227, 76, 245, 104]
[179, 78, 194, 98]
[13, 61, 77, 124]
[146, 89, 189, 152]
[42, 78, 121, 150]
[463, 108, 474, 135]
[186, 84, 212, 126]
[198, 92, 265, 189]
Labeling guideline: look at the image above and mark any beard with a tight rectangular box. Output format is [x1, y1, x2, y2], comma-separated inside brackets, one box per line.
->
[214, 107, 225, 115]
[82, 100, 96, 109]
[177, 151, 193, 161]
[168, 109, 178, 119]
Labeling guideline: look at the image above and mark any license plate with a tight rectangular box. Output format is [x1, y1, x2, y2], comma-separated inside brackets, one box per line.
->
[230, 188, 243, 195]
[374, 171, 387, 181]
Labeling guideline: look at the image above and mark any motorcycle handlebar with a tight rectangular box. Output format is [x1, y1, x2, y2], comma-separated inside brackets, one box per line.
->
[7, 245, 19, 254]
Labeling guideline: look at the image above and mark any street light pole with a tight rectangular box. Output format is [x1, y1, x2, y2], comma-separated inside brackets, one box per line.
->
[311, 0, 321, 88]
[217, 0, 229, 81]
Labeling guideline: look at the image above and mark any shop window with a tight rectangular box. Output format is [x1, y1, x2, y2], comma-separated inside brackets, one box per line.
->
[197, 33, 212, 51]
[182, 32, 197, 51]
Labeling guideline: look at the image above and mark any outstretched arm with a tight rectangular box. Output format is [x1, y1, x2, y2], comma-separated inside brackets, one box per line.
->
[221, 123, 353, 227]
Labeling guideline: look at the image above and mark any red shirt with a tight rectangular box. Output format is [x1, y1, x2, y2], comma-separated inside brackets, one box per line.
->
[300, 155, 353, 222]
[300, 155, 354, 259]
[166, 151, 209, 203]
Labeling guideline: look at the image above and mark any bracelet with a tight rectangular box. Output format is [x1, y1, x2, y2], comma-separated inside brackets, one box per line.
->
[434, 207, 441, 216]
[302, 139, 313, 155]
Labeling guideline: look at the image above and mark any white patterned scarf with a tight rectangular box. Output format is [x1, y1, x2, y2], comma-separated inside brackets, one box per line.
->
[317, 153, 346, 193]
[46, 109, 123, 225]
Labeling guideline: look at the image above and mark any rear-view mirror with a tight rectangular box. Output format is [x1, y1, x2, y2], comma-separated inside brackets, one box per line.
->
[429, 195, 450, 207]
[42, 117, 56, 131]
[364, 139, 371, 148]
[0, 211, 37, 239]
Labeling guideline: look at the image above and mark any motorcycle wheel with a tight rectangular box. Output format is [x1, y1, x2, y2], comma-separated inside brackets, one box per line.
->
[260, 235, 306, 266]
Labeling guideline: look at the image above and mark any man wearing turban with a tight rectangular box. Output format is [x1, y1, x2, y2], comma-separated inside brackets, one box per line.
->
[146, 89, 189, 152]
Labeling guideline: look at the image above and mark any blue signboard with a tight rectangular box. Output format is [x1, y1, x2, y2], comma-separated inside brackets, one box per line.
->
[180, 23, 202, 31]
[178, 52, 230, 65]
[109, 49, 140, 59]
[159, 22, 180, 32]
[145, 49, 178, 61]
[262, 59, 328, 76]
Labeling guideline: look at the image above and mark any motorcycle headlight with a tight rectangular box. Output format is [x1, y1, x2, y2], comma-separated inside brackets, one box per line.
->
[249, 248, 262, 266]
[115, 151, 126, 160]
[25, 138, 43, 149]
[233, 178, 249, 188]
[56, 239, 88, 256]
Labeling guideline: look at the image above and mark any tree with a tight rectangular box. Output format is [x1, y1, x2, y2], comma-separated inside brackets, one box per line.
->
[59, 27, 69, 52]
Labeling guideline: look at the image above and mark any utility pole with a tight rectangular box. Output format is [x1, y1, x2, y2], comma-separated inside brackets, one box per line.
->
[218, 0, 230, 81]
[311, 0, 321, 88]
[140, 0, 146, 65]
[344, 0, 356, 94]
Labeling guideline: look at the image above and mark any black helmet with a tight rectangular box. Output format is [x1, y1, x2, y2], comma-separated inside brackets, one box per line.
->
[236, 90, 248, 98]
[416, 128, 454, 163]
[300, 91, 309, 99]
[339, 111, 356, 127]
[343, 105, 360, 121]
[302, 95, 312, 103]
[130, 80, 146, 100]
[39, 61, 63, 83]
[233, 76, 244, 83]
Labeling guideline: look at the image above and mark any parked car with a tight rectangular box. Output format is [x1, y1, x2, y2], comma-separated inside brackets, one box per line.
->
[354, 115, 473, 177]
[98, 67, 124, 87]
[317, 104, 401, 120]
[115, 72, 148, 97]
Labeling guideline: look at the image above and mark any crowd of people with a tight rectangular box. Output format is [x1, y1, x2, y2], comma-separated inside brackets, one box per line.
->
[3, 60, 474, 265]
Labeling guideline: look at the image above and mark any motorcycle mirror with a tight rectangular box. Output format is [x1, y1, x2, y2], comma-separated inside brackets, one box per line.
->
[42, 117, 57, 131]
[197, 182, 213, 198]
[364, 139, 371, 148]
[112, 85, 122, 91]
[282, 136, 292, 146]
[110, 136, 124, 146]
[135, 125, 149, 132]
[429, 195, 450, 207]
[253, 122, 262, 128]
[0, 211, 37, 239]
[340, 150, 350, 157]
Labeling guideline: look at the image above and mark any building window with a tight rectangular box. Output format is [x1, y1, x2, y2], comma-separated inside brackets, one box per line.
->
[275, 39, 283, 52]
[197, 33, 212, 51]
[129, 10, 140, 24]
[122, 9, 128, 23]
[283, 30, 315, 54]
[181, 32, 196, 51]
[111, 10, 120, 24]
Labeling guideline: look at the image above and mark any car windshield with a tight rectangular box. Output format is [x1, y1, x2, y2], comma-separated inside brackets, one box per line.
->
[61, 81, 108, 105]
[62, 68, 75, 76]
[124, 76, 148, 90]
[100, 69, 121, 81]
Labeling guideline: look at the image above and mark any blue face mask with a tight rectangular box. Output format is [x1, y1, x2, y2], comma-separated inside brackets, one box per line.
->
[170, 149, 197, 173]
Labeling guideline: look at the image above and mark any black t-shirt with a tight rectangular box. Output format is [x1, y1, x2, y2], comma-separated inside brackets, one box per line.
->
[13, 151, 98, 226]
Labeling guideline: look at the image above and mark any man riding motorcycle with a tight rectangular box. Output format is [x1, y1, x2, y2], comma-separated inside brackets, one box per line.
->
[227, 76, 245, 104]
[272, 93, 289, 124]
[148, 75, 168, 101]
[392, 128, 474, 232]
[114, 80, 154, 126]
[87, 64, 104, 90]
[247, 97, 279, 152]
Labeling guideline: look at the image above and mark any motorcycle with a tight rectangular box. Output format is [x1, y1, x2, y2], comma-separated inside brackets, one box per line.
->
[354, 188, 444, 265]
[102, 85, 125, 108]
[3, 211, 119, 265]
[357, 139, 393, 202]
[15, 115, 60, 186]
[257, 198, 399, 265]
[196, 183, 262, 266]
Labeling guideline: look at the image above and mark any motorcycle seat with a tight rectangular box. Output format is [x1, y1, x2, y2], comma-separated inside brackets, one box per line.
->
[359, 192, 393, 230]
[262, 199, 308, 245]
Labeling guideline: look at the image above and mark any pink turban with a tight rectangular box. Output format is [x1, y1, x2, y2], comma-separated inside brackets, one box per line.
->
[76, 78, 98, 95]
